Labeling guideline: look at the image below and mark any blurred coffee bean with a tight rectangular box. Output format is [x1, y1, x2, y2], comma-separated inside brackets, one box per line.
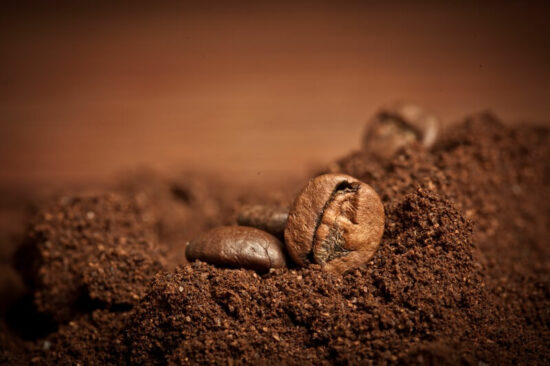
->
[186, 226, 287, 272]
[284, 174, 384, 274]
[362, 101, 440, 158]
[236, 204, 289, 240]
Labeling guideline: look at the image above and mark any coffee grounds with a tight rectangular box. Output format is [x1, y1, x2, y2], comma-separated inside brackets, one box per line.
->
[0, 112, 549, 364]
[29, 309, 129, 365]
[328, 112, 550, 363]
[15, 193, 164, 322]
[123, 188, 489, 365]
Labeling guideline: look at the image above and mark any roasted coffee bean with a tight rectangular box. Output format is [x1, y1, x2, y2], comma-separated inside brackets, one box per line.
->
[284, 174, 384, 274]
[236, 204, 289, 239]
[362, 101, 439, 158]
[186, 226, 287, 272]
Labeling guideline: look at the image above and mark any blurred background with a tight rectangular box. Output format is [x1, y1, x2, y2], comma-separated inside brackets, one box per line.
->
[1, 1, 549, 191]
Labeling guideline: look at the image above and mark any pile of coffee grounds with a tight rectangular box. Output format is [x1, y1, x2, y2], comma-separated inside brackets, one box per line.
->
[0, 112, 548, 364]
[123, 188, 486, 365]
[327, 112, 550, 363]
[15, 193, 164, 322]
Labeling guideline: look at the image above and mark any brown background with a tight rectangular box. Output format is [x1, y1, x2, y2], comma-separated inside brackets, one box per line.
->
[1, 1, 549, 190]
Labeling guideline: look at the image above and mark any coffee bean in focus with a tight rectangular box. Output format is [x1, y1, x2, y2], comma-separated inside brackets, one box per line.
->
[284, 174, 384, 274]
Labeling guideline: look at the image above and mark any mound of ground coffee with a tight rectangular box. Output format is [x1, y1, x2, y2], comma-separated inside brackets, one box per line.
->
[0, 112, 548, 365]
[123, 188, 488, 365]
[16, 193, 164, 322]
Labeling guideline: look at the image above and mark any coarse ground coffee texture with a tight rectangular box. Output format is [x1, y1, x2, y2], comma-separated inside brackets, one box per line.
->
[15, 193, 164, 323]
[0, 112, 549, 365]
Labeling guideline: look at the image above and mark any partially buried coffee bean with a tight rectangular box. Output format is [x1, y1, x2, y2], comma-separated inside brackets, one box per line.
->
[236, 204, 289, 240]
[186, 226, 287, 272]
[362, 101, 439, 158]
[284, 174, 384, 274]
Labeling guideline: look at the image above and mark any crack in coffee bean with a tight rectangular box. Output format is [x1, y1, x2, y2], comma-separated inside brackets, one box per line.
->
[310, 182, 357, 264]
[315, 226, 351, 263]
[285, 174, 385, 273]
